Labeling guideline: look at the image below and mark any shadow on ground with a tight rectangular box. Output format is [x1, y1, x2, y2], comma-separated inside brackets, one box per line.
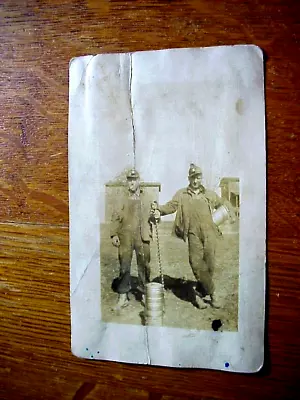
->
[112, 274, 201, 308]
[101, 222, 239, 331]
[152, 275, 200, 308]
[111, 276, 144, 303]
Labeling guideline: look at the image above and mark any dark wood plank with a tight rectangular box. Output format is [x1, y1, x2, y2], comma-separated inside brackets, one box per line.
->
[0, 223, 299, 399]
[0, 0, 299, 228]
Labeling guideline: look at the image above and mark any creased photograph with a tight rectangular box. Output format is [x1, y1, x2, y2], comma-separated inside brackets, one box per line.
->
[69, 45, 266, 372]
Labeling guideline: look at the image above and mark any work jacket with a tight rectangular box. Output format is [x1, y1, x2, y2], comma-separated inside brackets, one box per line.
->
[159, 185, 223, 242]
[110, 189, 153, 242]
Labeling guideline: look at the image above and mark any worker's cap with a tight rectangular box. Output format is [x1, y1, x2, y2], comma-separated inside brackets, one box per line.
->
[188, 163, 202, 178]
[126, 168, 140, 180]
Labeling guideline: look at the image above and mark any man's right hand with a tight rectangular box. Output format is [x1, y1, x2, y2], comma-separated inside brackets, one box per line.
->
[152, 209, 161, 220]
[149, 208, 161, 224]
[112, 235, 120, 247]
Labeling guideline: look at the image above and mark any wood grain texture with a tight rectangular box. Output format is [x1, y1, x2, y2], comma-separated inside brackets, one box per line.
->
[0, 0, 299, 399]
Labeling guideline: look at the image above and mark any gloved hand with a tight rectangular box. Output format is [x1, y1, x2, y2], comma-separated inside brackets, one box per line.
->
[112, 235, 120, 247]
[151, 201, 158, 211]
[149, 201, 161, 224]
[152, 209, 161, 220]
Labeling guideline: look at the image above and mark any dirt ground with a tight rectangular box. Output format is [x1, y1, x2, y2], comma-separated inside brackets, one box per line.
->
[100, 221, 239, 332]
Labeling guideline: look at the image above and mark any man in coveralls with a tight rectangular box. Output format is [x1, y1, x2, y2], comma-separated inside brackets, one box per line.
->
[111, 169, 152, 310]
[151, 164, 225, 309]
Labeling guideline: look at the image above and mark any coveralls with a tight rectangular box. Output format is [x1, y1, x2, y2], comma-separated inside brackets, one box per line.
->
[159, 186, 223, 297]
[110, 191, 152, 294]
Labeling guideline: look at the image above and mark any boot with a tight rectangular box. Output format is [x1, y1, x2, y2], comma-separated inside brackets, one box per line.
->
[196, 296, 208, 309]
[194, 286, 208, 309]
[112, 293, 129, 311]
[210, 294, 221, 309]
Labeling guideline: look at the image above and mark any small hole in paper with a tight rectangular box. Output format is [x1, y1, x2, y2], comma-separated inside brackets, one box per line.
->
[212, 319, 222, 331]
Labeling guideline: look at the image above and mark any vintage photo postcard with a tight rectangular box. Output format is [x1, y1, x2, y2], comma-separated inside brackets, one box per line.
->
[69, 45, 266, 372]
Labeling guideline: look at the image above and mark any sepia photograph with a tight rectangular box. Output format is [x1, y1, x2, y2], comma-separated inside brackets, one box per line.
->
[101, 167, 239, 331]
[69, 45, 265, 371]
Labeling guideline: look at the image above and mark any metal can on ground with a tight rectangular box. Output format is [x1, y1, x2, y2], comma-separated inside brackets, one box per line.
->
[145, 282, 164, 326]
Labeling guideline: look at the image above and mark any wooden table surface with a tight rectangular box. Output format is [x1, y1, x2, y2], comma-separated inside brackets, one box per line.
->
[0, 1, 299, 399]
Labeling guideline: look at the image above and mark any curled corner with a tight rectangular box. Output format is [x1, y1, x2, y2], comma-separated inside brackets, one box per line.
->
[249, 353, 264, 373]
[69, 55, 94, 97]
[71, 344, 86, 359]
[249, 44, 264, 61]
[232, 44, 265, 62]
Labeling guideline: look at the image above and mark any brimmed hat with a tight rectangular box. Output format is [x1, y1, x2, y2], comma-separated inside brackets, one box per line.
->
[188, 163, 202, 178]
[126, 168, 140, 180]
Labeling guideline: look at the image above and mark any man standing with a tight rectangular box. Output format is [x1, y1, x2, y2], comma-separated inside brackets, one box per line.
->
[111, 169, 152, 310]
[151, 164, 225, 309]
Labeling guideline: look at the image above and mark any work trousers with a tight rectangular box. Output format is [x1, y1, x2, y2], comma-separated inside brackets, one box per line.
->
[188, 228, 217, 296]
[117, 232, 150, 294]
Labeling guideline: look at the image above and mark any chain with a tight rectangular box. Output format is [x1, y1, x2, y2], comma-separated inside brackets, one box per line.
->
[154, 222, 164, 288]
[138, 192, 145, 271]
